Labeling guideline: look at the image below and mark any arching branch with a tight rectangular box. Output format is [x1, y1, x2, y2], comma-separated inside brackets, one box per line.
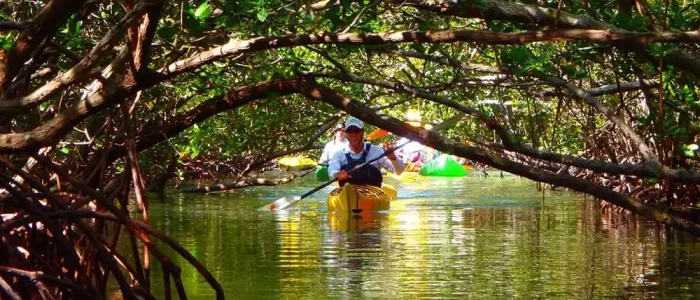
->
[0, 0, 88, 93]
[0, 0, 156, 114]
[295, 78, 700, 236]
[159, 29, 700, 79]
[544, 76, 659, 164]
[385, 0, 700, 78]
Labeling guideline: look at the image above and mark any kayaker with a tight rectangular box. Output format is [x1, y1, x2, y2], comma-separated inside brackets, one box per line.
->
[328, 117, 402, 187]
[319, 123, 348, 165]
[396, 111, 427, 171]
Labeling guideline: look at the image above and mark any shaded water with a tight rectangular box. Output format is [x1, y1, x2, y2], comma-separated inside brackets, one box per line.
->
[136, 174, 699, 299]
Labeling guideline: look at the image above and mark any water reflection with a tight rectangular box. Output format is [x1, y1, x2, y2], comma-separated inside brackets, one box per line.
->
[327, 212, 386, 232]
[324, 212, 386, 298]
[125, 175, 700, 299]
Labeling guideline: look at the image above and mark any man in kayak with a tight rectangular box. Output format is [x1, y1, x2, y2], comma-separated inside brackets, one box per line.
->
[319, 123, 348, 165]
[328, 117, 402, 187]
[396, 111, 428, 171]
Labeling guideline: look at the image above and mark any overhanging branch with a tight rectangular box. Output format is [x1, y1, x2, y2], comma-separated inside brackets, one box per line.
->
[160, 29, 700, 79]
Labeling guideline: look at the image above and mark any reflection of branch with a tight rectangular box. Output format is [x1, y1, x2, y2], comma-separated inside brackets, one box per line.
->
[181, 172, 308, 193]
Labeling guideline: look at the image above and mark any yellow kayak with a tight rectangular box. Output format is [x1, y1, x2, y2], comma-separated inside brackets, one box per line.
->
[327, 184, 396, 213]
[277, 156, 316, 171]
[386, 171, 423, 182]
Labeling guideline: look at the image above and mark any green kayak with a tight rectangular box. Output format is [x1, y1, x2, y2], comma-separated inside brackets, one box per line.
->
[315, 166, 330, 181]
[418, 155, 467, 177]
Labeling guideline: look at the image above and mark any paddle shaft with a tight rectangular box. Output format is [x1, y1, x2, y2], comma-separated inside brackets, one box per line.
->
[297, 141, 410, 200]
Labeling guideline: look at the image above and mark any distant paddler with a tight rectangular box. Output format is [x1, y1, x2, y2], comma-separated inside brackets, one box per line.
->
[316, 123, 348, 181]
[320, 123, 348, 164]
[396, 110, 428, 172]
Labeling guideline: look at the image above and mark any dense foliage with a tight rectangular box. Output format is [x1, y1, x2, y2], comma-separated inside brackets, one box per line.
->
[0, 0, 699, 298]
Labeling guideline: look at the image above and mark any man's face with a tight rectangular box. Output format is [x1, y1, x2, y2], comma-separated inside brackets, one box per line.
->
[345, 126, 364, 145]
[335, 129, 346, 140]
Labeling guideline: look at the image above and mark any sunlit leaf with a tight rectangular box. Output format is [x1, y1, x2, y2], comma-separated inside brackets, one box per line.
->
[194, 2, 212, 20]
[257, 8, 268, 22]
[157, 26, 178, 41]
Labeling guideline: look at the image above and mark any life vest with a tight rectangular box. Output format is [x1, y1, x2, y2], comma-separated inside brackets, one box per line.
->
[339, 143, 383, 187]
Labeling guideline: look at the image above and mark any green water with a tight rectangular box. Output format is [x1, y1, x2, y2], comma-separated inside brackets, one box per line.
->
[131, 174, 699, 299]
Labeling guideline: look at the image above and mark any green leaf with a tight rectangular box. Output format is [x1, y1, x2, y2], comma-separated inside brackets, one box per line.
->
[427, 43, 441, 54]
[340, 0, 352, 13]
[67, 19, 82, 35]
[157, 26, 178, 41]
[473, 0, 488, 9]
[60, 147, 70, 154]
[0, 33, 14, 50]
[683, 85, 694, 103]
[194, 2, 212, 20]
[257, 8, 268, 22]
[410, 43, 426, 55]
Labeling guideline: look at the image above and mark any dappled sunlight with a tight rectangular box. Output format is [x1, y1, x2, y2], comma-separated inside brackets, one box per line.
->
[5, 0, 700, 298]
[126, 176, 700, 299]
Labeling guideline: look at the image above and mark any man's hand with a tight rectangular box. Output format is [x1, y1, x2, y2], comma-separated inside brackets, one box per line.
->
[336, 170, 351, 181]
[384, 144, 397, 160]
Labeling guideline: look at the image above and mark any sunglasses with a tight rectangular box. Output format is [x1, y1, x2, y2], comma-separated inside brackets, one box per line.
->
[345, 127, 363, 133]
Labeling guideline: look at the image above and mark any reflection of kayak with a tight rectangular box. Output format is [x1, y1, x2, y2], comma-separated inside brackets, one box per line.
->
[327, 184, 396, 213]
[328, 211, 384, 232]
[387, 172, 423, 182]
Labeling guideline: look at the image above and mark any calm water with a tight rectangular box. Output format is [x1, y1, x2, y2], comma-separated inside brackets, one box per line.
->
[131, 173, 699, 299]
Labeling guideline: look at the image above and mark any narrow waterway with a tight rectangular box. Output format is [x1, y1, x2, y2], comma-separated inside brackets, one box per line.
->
[134, 173, 699, 299]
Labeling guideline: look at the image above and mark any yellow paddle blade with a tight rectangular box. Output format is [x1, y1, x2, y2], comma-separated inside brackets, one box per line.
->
[367, 129, 389, 140]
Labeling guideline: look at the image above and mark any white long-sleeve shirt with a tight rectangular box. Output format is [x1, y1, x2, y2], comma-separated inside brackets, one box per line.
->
[328, 143, 401, 179]
[319, 139, 348, 165]
[396, 137, 426, 163]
